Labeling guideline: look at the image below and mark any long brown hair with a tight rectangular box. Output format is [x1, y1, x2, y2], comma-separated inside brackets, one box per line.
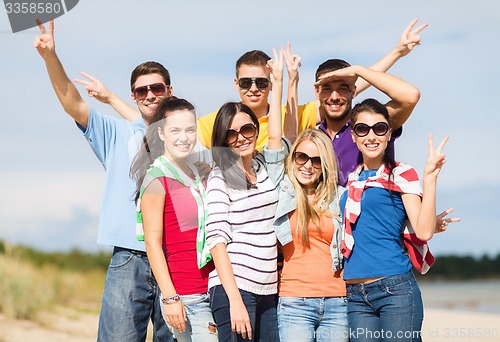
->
[130, 96, 195, 201]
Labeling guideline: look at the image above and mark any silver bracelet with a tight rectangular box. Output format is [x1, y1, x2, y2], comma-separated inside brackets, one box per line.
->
[162, 294, 181, 305]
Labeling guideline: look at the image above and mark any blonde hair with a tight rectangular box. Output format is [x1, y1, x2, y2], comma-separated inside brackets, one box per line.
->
[286, 129, 338, 248]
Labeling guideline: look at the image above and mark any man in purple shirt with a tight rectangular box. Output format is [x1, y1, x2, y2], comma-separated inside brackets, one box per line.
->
[314, 60, 420, 186]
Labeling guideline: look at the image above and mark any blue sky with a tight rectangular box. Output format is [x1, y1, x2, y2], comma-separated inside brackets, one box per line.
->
[1, 0, 499, 256]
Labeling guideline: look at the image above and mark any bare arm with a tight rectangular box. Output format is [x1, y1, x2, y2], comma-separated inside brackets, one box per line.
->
[34, 19, 89, 128]
[356, 18, 428, 94]
[267, 47, 284, 150]
[210, 243, 252, 340]
[402, 134, 448, 241]
[141, 180, 187, 332]
[283, 42, 301, 143]
[317, 65, 420, 129]
[74, 72, 140, 122]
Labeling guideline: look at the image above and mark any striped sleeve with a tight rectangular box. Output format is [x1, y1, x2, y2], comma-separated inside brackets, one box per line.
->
[205, 168, 232, 249]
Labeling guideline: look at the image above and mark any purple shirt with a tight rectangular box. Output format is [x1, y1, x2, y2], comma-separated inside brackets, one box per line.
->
[317, 119, 402, 186]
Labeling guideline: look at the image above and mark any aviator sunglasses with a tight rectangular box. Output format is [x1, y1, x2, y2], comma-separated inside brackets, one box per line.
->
[352, 122, 389, 137]
[225, 123, 258, 144]
[238, 77, 270, 90]
[133, 83, 168, 100]
[293, 151, 322, 169]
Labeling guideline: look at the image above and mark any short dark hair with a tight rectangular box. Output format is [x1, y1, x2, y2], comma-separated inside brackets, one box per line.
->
[315, 59, 351, 81]
[211, 102, 260, 189]
[130, 61, 171, 91]
[235, 50, 271, 77]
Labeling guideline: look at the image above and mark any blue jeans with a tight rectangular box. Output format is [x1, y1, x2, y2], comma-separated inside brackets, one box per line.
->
[209, 285, 279, 342]
[160, 292, 218, 342]
[278, 297, 349, 342]
[97, 247, 175, 342]
[346, 271, 423, 342]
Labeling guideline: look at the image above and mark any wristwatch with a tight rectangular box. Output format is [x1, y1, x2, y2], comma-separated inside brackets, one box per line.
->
[162, 294, 181, 305]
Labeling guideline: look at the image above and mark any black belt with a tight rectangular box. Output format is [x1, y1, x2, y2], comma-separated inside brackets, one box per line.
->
[113, 246, 147, 257]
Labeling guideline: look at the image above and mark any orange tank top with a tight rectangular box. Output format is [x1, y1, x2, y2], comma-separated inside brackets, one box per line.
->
[279, 210, 346, 297]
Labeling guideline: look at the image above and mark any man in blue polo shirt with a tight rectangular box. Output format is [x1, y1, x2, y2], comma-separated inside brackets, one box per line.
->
[34, 20, 175, 342]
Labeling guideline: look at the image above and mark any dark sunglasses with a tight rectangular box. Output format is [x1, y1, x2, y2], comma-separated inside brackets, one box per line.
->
[133, 83, 168, 100]
[293, 151, 322, 169]
[226, 123, 258, 144]
[352, 122, 389, 137]
[238, 77, 270, 90]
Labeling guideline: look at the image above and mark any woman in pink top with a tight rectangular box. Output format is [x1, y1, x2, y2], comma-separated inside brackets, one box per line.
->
[131, 96, 216, 342]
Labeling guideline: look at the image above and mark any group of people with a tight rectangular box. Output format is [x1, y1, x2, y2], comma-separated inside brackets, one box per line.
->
[34, 17, 458, 342]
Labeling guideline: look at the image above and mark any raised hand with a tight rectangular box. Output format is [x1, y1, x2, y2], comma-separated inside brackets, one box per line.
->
[425, 133, 448, 179]
[435, 208, 461, 233]
[396, 18, 428, 57]
[314, 65, 358, 87]
[34, 19, 55, 60]
[284, 42, 301, 83]
[74, 72, 113, 103]
[267, 47, 284, 84]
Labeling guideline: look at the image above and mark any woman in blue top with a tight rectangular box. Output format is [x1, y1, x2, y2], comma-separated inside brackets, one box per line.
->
[340, 98, 448, 342]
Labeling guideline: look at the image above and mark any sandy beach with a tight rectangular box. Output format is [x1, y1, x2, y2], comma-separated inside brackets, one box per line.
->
[1, 308, 498, 342]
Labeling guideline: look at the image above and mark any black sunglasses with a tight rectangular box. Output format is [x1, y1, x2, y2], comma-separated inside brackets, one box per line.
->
[352, 122, 389, 137]
[293, 151, 322, 169]
[133, 83, 168, 100]
[226, 123, 258, 144]
[238, 77, 270, 90]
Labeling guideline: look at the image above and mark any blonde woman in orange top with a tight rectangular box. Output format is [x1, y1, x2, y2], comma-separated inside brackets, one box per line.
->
[268, 128, 348, 342]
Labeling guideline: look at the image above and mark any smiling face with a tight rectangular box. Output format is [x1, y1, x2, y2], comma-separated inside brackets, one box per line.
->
[351, 111, 392, 170]
[315, 79, 355, 124]
[132, 73, 172, 123]
[292, 139, 323, 191]
[227, 111, 258, 159]
[234, 64, 271, 116]
[157, 109, 197, 162]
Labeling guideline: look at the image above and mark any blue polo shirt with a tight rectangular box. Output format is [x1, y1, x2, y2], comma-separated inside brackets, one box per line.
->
[317, 119, 402, 186]
[77, 107, 147, 251]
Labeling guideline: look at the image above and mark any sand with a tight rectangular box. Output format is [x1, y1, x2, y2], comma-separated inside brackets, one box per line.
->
[1, 308, 499, 342]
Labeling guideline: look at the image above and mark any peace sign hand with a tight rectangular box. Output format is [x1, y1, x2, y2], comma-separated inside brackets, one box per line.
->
[284, 42, 301, 83]
[425, 133, 448, 179]
[74, 72, 112, 103]
[435, 208, 461, 234]
[34, 19, 55, 60]
[396, 18, 428, 57]
[267, 46, 284, 84]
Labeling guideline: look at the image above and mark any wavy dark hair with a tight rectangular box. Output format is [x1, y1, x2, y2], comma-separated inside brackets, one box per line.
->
[130, 96, 196, 201]
[350, 98, 396, 185]
[211, 102, 259, 190]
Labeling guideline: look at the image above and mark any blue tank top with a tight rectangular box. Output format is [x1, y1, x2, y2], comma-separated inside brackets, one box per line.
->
[340, 170, 412, 280]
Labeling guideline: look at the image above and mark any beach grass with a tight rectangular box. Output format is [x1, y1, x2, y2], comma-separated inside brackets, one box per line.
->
[0, 245, 105, 321]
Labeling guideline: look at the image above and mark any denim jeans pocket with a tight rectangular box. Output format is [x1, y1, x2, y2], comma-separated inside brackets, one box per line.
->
[278, 297, 307, 312]
[181, 292, 210, 306]
[108, 250, 136, 269]
[383, 280, 413, 296]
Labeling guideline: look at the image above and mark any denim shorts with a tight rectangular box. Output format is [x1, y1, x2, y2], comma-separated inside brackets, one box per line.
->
[278, 296, 349, 342]
[97, 247, 174, 342]
[160, 292, 218, 342]
[346, 271, 423, 341]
